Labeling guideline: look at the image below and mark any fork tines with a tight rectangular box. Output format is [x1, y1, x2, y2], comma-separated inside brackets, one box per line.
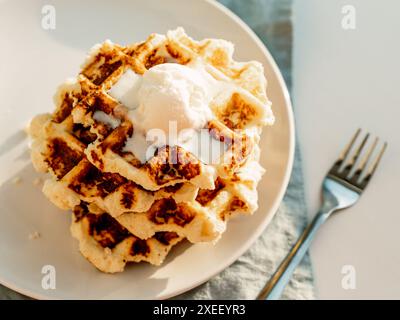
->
[328, 129, 387, 191]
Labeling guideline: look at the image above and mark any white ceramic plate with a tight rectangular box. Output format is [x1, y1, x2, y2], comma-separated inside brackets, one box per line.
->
[0, 0, 294, 299]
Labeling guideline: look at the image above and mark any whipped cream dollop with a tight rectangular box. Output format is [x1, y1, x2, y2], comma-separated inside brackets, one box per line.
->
[131, 63, 214, 134]
[107, 61, 229, 164]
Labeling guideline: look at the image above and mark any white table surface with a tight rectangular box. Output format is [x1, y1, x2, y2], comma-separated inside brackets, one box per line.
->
[293, 0, 400, 299]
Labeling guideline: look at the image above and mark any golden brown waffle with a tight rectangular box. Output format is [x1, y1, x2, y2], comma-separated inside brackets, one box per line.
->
[28, 28, 273, 271]
[70, 203, 182, 273]
[69, 28, 272, 189]
[29, 90, 198, 216]
[115, 152, 264, 243]
[42, 157, 198, 216]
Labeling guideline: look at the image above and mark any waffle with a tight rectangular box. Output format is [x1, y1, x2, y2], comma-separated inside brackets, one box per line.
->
[116, 151, 265, 243]
[29, 98, 198, 216]
[70, 203, 183, 273]
[70, 28, 273, 189]
[28, 28, 273, 272]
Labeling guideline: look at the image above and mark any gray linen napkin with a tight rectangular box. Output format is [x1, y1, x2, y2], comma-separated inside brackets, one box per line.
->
[0, 0, 315, 300]
[175, 0, 315, 300]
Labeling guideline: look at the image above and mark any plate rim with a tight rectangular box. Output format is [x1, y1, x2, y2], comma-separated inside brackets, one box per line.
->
[0, 0, 295, 300]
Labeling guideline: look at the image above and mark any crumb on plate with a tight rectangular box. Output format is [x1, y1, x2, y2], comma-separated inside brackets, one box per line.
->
[33, 177, 43, 186]
[28, 231, 41, 240]
[12, 176, 22, 185]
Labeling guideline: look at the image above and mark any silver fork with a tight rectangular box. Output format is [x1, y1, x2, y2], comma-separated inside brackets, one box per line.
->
[257, 129, 387, 300]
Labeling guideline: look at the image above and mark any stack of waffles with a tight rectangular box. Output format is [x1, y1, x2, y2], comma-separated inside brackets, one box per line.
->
[28, 28, 274, 273]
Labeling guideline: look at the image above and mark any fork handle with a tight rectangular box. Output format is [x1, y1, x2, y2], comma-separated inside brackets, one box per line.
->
[257, 210, 331, 300]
